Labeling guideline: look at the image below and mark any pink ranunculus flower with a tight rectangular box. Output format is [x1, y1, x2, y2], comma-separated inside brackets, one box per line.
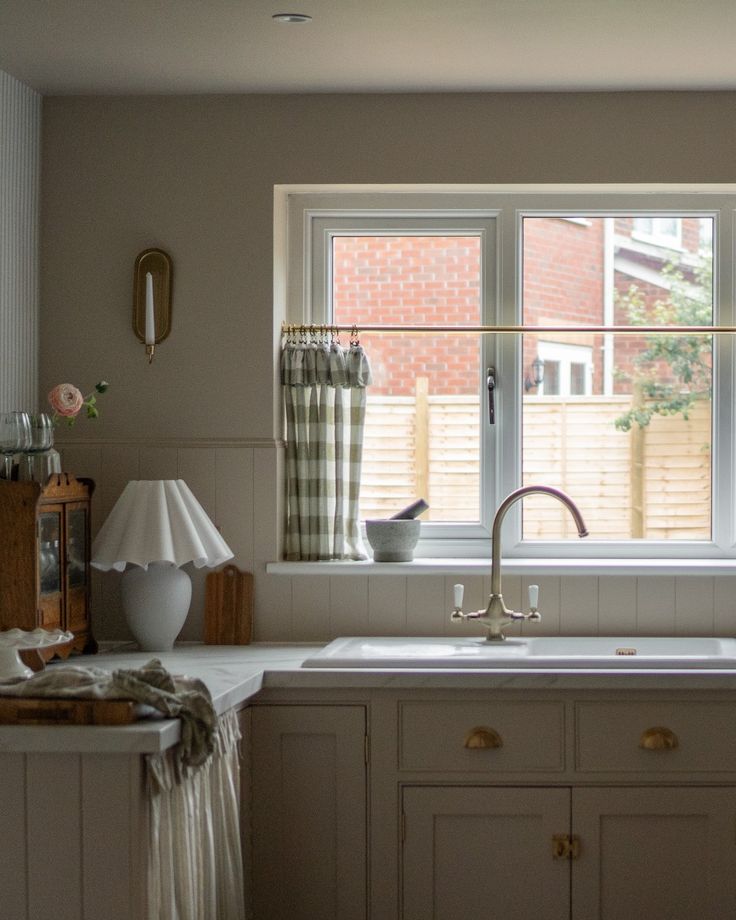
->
[48, 383, 84, 418]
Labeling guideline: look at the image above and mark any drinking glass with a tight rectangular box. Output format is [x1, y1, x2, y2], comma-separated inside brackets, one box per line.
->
[25, 413, 54, 478]
[0, 411, 31, 479]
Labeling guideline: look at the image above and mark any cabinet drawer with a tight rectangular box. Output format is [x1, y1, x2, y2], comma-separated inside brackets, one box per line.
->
[576, 701, 736, 774]
[399, 701, 565, 773]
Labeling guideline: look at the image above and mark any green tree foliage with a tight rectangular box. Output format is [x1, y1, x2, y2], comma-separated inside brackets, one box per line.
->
[614, 257, 712, 432]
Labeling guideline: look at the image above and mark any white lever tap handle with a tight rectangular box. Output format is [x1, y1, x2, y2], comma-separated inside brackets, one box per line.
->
[528, 584, 539, 610]
[453, 583, 464, 609]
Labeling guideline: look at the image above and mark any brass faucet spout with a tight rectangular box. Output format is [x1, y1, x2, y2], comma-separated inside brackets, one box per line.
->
[490, 485, 588, 597]
[451, 485, 589, 641]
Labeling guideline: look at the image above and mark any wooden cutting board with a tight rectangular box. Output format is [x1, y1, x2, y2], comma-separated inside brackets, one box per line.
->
[0, 697, 138, 725]
[204, 564, 253, 645]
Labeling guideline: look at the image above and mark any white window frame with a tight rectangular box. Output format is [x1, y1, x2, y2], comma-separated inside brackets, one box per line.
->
[289, 201, 498, 554]
[282, 187, 736, 561]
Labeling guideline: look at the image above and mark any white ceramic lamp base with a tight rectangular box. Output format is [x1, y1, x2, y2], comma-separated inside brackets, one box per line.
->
[121, 563, 192, 652]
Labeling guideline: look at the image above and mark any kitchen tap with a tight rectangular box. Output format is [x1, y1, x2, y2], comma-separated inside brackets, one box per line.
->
[452, 485, 589, 641]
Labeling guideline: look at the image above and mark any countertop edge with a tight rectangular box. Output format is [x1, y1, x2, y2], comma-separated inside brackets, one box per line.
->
[5, 642, 736, 753]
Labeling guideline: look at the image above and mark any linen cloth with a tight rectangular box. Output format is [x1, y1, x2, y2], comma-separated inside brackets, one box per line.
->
[0, 657, 217, 766]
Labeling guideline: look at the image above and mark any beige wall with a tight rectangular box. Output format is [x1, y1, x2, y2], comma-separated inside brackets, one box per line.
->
[40, 92, 736, 641]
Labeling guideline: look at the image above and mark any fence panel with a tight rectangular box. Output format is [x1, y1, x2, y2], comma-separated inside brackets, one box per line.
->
[360, 392, 711, 541]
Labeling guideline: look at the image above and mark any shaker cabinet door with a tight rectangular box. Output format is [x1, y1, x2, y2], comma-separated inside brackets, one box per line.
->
[572, 787, 736, 920]
[401, 786, 571, 920]
[249, 705, 368, 920]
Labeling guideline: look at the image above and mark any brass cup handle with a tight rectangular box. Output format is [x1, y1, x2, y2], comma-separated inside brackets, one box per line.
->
[639, 726, 679, 751]
[464, 726, 503, 750]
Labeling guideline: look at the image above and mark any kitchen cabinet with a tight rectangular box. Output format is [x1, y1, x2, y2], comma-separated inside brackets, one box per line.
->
[0, 749, 147, 920]
[0, 473, 96, 654]
[572, 787, 736, 919]
[401, 785, 736, 920]
[1, 703, 246, 920]
[363, 689, 736, 920]
[402, 786, 570, 919]
[248, 704, 368, 920]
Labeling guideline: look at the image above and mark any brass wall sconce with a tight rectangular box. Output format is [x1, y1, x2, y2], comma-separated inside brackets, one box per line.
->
[133, 248, 173, 363]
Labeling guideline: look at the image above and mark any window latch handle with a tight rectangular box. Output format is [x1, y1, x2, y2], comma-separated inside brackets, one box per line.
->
[487, 366, 496, 425]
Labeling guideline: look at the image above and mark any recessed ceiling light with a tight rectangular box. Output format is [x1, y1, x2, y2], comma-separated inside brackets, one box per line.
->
[272, 13, 312, 23]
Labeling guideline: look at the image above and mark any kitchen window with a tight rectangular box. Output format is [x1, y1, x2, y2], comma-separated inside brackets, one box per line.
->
[284, 189, 735, 559]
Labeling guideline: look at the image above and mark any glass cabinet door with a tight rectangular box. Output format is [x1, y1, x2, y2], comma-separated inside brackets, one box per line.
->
[66, 506, 87, 589]
[38, 511, 61, 595]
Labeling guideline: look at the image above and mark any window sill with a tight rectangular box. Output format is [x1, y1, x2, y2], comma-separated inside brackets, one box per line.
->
[267, 558, 736, 577]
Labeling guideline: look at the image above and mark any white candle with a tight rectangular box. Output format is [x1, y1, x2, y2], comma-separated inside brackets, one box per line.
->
[145, 272, 155, 345]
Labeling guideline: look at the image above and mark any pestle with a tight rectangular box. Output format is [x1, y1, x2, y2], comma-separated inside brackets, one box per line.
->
[389, 499, 429, 520]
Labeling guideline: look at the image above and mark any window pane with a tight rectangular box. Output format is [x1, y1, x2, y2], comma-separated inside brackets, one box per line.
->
[570, 363, 587, 396]
[331, 235, 482, 522]
[522, 215, 713, 541]
[542, 360, 560, 396]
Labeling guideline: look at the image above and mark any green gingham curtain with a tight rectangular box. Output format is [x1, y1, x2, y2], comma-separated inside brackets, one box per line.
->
[281, 333, 372, 561]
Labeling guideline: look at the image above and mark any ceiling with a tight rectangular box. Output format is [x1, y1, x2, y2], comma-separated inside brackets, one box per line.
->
[1, 0, 736, 96]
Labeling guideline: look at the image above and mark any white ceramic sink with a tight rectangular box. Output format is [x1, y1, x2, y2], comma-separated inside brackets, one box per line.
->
[301, 635, 736, 669]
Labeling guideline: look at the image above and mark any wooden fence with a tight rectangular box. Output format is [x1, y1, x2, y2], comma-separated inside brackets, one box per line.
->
[361, 382, 711, 541]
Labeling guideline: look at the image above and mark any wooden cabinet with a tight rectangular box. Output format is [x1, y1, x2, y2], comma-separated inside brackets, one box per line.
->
[0, 473, 96, 654]
[248, 704, 368, 920]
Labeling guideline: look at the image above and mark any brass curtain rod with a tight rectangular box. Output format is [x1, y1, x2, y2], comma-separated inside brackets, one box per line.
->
[281, 322, 735, 336]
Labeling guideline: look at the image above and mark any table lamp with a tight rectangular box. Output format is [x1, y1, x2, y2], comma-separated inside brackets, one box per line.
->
[91, 479, 233, 651]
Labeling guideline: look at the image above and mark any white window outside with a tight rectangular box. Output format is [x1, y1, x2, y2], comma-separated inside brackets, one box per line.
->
[536, 342, 593, 397]
[632, 216, 683, 249]
[284, 189, 734, 560]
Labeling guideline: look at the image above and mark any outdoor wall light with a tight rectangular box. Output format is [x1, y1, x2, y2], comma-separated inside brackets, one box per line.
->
[133, 248, 173, 364]
[524, 355, 545, 392]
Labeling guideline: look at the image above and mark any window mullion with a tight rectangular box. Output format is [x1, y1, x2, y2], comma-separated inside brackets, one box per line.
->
[712, 205, 736, 551]
[493, 205, 523, 547]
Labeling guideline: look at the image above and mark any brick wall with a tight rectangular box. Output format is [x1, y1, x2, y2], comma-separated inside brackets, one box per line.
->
[522, 218, 605, 392]
[333, 236, 481, 396]
[331, 219, 707, 398]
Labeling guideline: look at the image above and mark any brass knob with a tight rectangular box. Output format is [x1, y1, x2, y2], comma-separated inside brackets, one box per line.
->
[639, 726, 679, 751]
[464, 726, 503, 750]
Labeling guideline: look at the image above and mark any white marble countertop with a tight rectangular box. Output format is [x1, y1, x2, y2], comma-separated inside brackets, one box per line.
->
[0, 643, 315, 755]
[4, 641, 736, 754]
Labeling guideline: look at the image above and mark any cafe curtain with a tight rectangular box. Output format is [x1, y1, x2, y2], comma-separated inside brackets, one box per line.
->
[281, 330, 372, 560]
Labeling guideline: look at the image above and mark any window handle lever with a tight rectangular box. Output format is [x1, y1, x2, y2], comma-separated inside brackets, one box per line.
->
[487, 366, 496, 425]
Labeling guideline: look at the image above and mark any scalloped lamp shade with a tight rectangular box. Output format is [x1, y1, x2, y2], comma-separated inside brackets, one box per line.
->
[91, 480, 233, 651]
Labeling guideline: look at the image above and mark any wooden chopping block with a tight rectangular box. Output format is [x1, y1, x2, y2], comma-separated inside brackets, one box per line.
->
[0, 697, 138, 725]
[204, 564, 253, 645]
